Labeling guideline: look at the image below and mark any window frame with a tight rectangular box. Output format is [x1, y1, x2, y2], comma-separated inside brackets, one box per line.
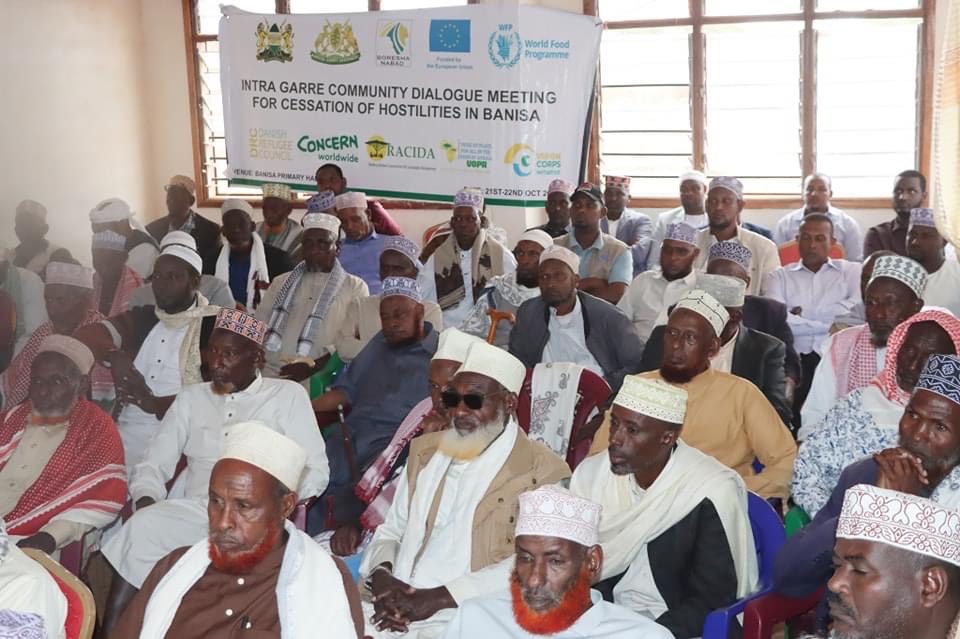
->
[584, 0, 936, 209]
[181, 0, 476, 209]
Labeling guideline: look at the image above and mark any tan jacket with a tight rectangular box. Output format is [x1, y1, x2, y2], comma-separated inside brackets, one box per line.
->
[404, 428, 571, 572]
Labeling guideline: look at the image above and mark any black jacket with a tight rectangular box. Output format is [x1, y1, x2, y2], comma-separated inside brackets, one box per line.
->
[641, 325, 793, 426]
[743, 295, 801, 382]
[508, 291, 643, 392]
[596, 498, 741, 639]
[146, 212, 222, 258]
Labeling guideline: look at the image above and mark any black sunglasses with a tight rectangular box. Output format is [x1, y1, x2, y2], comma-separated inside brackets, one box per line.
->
[441, 390, 505, 410]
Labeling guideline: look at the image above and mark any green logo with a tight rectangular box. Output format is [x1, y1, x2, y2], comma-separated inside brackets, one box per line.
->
[311, 20, 361, 65]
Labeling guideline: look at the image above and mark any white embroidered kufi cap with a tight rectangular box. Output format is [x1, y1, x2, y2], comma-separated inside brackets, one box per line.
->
[516, 485, 602, 547]
[672, 289, 730, 337]
[613, 375, 687, 425]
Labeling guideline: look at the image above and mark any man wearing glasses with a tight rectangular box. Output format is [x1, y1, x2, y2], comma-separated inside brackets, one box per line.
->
[359, 339, 569, 639]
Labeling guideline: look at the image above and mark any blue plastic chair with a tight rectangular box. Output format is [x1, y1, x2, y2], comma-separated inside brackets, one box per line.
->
[702, 492, 786, 639]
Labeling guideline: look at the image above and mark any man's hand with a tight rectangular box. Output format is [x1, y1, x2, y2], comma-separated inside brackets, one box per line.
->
[790, 306, 803, 316]
[420, 411, 449, 434]
[330, 523, 362, 557]
[572, 410, 605, 445]
[370, 569, 412, 632]
[114, 365, 159, 415]
[17, 532, 56, 555]
[135, 497, 155, 511]
[577, 277, 606, 293]
[280, 354, 330, 383]
[874, 447, 929, 495]
[386, 586, 456, 626]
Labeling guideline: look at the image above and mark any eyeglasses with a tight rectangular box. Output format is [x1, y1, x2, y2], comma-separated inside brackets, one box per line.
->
[441, 390, 504, 410]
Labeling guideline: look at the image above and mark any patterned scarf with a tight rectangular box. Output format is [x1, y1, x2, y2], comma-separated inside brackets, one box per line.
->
[433, 229, 507, 310]
[93, 264, 143, 316]
[831, 324, 881, 397]
[263, 260, 347, 356]
[1, 311, 112, 410]
[869, 309, 960, 404]
[0, 399, 126, 535]
[214, 233, 271, 310]
[154, 293, 220, 386]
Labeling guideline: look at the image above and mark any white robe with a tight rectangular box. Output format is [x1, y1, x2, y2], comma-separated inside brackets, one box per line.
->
[0, 544, 67, 639]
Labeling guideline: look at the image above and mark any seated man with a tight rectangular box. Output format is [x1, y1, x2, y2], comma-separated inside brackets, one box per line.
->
[335, 191, 387, 294]
[907, 207, 960, 316]
[203, 199, 292, 311]
[863, 170, 927, 258]
[91, 230, 143, 316]
[693, 177, 780, 296]
[571, 375, 758, 638]
[360, 341, 570, 638]
[256, 213, 368, 383]
[74, 241, 220, 467]
[776, 355, 960, 609]
[641, 273, 793, 427]
[421, 188, 517, 328]
[88, 197, 159, 279]
[256, 182, 303, 263]
[706, 240, 801, 385]
[145, 174, 222, 257]
[528, 178, 574, 238]
[831, 249, 896, 331]
[443, 485, 673, 639]
[801, 254, 926, 432]
[827, 485, 960, 639]
[773, 173, 863, 262]
[310, 277, 438, 533]
[647, 171, 710, 269]
[509, 245, 643, 393]
[764, 213, 862, 427]
[99, 309, 329, 631]
[127, 231, 236, 310]
[335, 236, 443, 362]
[329, 327, 484, 557]
[316, 162, 402, 236]
[461, 229, 553, 348]
[1, 262, 109, 410]
[556, 183, 632, 304]
[0, 246, 47, 356]
[618, 222, 700, 342]
[110, 422, 358, 638]
[0, 336, 125, 553]
[11, 199, 70, 277]
[0, 520, 67, 639]
[791, 311, 960, 516]
[601, 176, 653, 276]
[597, 290, 797, 499]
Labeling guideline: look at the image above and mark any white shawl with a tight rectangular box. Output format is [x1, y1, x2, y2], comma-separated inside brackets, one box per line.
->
[528, 363, 583, 459]
[214, 233, 270, 310]
[138, 521, 355, 639]
[570, 441, 758, 599]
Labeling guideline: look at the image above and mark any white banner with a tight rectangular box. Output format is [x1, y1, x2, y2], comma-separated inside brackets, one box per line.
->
[219, 4, 601, 206]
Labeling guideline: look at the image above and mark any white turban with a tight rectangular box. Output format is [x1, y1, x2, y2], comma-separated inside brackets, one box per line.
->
[457, 340, 527, 394]
[38, 335, 95, 375]
[434, 328, 484, 364]
[517, 229, 554, 251]
[160, 244, 202, 274]
[221, 199, 254, 217]
[219, 421, 307, 492]
[89, 198, 135, 223]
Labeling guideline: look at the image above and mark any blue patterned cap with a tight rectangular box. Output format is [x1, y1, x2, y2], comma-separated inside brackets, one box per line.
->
[708, 176, 744, 200]
[454, 188, 484, 214]
[92, 230, 127, 252]
[381, 236, 421, 270]
[909, 207, 937, 228]
[914, 354, 960, 407]
[869, 255, 927, 297]
[381, 276, 422, 303]
[665, 222, 698, 246]
[708, 241, 752, 271]
[306, 190, 336, 213]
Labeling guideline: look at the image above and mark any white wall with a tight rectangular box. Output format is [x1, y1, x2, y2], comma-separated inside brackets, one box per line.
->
[0, 0, 152, 264]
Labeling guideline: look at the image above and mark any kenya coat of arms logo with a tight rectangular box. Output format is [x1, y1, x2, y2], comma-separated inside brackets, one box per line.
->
[255, 20, 293, 63]
[311, 20, 362, 65]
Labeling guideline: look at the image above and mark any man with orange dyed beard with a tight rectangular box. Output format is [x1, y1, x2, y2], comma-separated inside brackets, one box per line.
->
[111, 421, 360, 638]
[443, 485, 672, 638]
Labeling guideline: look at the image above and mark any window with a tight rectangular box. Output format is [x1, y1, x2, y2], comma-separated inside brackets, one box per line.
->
[184, 0, 469, 204]
[593, 0, 933, 206]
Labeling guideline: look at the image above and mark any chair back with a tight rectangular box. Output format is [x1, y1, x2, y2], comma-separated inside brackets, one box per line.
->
[778, 239, 845, 265]
[516, 367, 612, 469]
[23, 548, 95, 639]
[747, 492, 786, 589]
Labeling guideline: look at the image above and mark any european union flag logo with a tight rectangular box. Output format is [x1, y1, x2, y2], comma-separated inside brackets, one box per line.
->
[429, 20, 470, 53]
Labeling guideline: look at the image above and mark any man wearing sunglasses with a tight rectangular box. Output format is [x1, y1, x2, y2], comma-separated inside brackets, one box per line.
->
[360, 340, 570, 638]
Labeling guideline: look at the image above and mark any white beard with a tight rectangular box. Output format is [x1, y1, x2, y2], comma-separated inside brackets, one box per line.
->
[438, 409, 507, 461]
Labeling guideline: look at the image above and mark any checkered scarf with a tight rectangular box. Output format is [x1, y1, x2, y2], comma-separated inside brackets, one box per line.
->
[831, 324, 881, 397]
[93, 264, 143, 316]
[869, 309, 960, 404]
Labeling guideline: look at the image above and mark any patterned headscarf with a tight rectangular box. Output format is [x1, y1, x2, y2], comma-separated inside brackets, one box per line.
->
[869, 309, 960, 404]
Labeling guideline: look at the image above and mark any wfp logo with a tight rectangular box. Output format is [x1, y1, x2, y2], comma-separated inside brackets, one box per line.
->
[504, 144, 534, 177]
[488, 24, 521, 69]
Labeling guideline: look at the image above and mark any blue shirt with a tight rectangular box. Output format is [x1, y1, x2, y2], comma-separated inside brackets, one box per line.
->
[228, 252, 250, 306]
[339, 231, 386, 295]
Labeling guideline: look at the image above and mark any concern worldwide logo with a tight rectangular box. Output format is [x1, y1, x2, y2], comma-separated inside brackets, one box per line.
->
[504, 143, 534, 177]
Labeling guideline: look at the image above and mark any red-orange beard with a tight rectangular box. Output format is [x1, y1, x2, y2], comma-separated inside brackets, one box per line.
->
[511, 566, 592, 635]
[208, 522, 281, 574]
